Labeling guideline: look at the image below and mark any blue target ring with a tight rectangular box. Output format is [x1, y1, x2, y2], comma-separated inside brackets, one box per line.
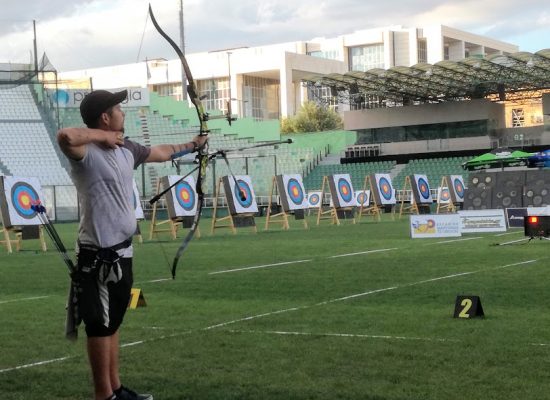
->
[453, 178, 465, 199]
[337, 178, 353, 203]
[11, 182, 39, 219]
[417, 177, 430, 200]
[234, 180, 253, 208]
[440, 188, 451, 201]
[357, 191, 368, 205]
[378, 177, 393, 201]
[175, 181, 196, 211]
[286, 178, 304, 205]
[309, 193, 320, 206]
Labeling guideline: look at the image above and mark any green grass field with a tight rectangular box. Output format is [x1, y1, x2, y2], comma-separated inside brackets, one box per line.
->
[1, 215, 550, 400]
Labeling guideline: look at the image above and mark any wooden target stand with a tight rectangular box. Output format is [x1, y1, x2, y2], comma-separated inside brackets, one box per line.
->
[316, 176, 356, 226]
[211, 177, 258, 235]
[265, 176, 308, 230]
[357, 175, 382, 222]
[398, 176, 431, 218]
[436, 176, 457, 214]
[148, 178, 201, 240]
[0, 212, 46, 254]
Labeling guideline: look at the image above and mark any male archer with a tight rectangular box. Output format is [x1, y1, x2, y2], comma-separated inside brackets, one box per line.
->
[57, 89, 206, 400]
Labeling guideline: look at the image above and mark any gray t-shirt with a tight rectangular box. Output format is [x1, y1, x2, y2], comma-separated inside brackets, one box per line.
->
[69, 139, 150, 248]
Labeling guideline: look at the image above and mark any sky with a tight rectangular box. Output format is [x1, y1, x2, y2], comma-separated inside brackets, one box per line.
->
[0, 0, 548, 72]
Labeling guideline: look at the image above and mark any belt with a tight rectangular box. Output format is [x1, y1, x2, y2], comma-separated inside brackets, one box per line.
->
[78, 238, 132, 252]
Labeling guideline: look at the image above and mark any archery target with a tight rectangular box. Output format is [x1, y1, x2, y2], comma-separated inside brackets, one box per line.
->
[0, 176, 44, 227]
[449, 175, 465, 203]
[281, 174, 308, 210]
[330, 174, 355, 208]
[355, 190, 370, 207]
[437, 187, 451, 204]
[413, 174, 433, 204]
[375, 174, 396, 205]
[307, 191, 322, 208]
[132, 180, 144, 220]
[226, 175, 258, 214]
[167, 175, 197, 217]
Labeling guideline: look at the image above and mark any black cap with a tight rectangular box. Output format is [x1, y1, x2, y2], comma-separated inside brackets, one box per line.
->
[80, 89, 128, 127]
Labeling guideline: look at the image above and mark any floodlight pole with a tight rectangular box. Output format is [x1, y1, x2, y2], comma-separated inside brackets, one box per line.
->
[179, 0, 187, 101]
[33, 20, 38, 74]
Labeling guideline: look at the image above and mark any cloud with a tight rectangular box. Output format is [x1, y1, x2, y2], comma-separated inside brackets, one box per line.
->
[0, 0, 548, 71]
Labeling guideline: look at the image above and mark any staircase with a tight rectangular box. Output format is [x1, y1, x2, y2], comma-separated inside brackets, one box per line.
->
[138, 112, 158, 192]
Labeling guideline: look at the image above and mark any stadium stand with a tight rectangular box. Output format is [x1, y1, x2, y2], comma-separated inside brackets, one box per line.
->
[0, 85, 72, 186]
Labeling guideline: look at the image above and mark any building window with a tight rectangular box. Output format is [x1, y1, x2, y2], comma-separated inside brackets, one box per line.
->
[242, 76, 280, 121]
[512, 108, 525, 127]
[444, 44, 450, 61]
[307, 49, 341, 61]
[349, 44, 384, 71]
[152, 83, 184, 101]
[417, 39, 427, 63]
[306, 85, 339, 111]
[197, 78, 230, 113]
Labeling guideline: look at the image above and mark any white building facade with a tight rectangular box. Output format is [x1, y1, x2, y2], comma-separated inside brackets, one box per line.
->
[58, 25, 518, 121]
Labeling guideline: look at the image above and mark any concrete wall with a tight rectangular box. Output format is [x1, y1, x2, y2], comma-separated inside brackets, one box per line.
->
[379, 136, 491, 155]
[344, 99, 506, 130]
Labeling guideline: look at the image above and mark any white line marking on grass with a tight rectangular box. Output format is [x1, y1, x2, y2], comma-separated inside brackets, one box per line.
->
[428, 237, 482, 245]
[329, 248, 398, 258]
[209, 259, 313, 275]
[0, 356, 72, 373]
[2, 259, 539, 374]
[497, 238, 529, 246]
[494, 231, 523, 237]
[0, 296, 50, 305]
[530, 343, 550, 347]
[229, 329, 460, 343]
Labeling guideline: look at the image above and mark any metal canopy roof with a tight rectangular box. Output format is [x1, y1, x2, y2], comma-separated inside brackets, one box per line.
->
[302, 49, 550, 107]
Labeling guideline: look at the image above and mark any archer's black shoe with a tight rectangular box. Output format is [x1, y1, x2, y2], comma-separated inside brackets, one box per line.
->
[114, 385, 153, 400]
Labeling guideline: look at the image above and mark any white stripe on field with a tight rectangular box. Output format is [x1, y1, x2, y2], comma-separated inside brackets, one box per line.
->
[1, 258, 539, 374]
[329, 248, 398, 258]
[229, 329, 460, 343]
[0, 296, 50, 305]
[0, 356, 72, 373]
[428, 237, 482, 245]
[209, 259, 312, 275]
[494, 231, 523, 237]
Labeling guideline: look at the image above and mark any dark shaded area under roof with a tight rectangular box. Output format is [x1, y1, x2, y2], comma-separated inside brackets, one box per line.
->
[302, 49, 550, 107]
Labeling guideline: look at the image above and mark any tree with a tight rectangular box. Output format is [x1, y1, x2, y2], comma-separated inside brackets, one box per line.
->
[280, 101, 343, 133]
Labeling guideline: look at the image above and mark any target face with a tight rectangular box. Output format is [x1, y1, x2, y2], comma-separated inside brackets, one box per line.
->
[167, 175, 197, 217]
[375, 174, 396, 205]
[331, 174, 355, 208]
[356, 190, 370, 206]
[413, 174, 432, 203]
[280, 175, 308, 210]
[0, 176, 44, 226]
[234, 180, 253, 208]
[226, 175, 258, 214]
[287, 178, 305, 205]
[175, 181, 196, 211]
[438, 187, 451, 203]
[11, 182, 39, 219]
[452, 177, 465, 200]
[308, 191, 322, 208]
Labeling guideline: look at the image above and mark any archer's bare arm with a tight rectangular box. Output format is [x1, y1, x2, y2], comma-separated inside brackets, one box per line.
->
[146, 134, 208, 163]
[57, 127, 123, 161]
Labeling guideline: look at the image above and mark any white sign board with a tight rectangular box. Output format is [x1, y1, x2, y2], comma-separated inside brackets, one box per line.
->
[457, 209, 507, 233]
[410, 214, 461, 238]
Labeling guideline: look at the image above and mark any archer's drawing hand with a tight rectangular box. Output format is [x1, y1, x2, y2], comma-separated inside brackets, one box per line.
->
[103, 131, 125, 149]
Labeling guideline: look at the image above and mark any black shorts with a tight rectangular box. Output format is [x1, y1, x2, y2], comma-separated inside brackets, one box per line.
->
[74, 248, 133, 337]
